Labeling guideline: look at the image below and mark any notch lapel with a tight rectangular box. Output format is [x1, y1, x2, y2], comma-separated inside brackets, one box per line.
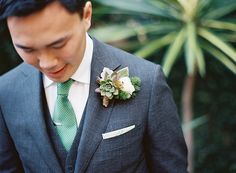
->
[74, 39, 120, 173]
[21, 65, 63, 173]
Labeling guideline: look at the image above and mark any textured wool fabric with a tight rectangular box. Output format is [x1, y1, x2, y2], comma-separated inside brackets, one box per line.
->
[53, 79, 77, 151]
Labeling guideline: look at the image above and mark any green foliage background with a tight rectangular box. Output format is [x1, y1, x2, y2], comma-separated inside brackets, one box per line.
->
[0, 1, 235, 172]
[170, 57, 236, 173]
[0, 22, 21, 74]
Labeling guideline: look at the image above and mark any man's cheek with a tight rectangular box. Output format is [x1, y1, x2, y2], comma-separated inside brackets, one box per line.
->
[60, 54, 73, 63]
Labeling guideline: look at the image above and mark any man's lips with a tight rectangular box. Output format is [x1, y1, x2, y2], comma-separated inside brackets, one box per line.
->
[46, 66, 66, 76]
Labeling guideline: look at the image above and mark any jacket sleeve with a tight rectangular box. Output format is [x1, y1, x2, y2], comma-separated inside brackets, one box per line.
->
[145, 65, 188, 173]
[0, 107, 24, 173]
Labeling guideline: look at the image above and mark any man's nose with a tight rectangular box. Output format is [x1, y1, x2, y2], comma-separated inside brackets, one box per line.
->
[38, 52, 58, 70]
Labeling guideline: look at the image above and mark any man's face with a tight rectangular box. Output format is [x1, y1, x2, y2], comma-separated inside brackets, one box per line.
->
[7, 1, 92, 82]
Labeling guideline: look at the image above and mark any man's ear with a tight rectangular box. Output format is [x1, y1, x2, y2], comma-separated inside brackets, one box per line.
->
[82, 1, 92, 31]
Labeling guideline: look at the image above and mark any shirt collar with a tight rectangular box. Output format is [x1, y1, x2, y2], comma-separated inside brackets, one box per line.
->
[44, 33, 94, 88]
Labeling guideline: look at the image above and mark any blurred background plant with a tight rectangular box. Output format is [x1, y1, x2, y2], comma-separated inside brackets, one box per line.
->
[0, 0, 236, 172]
[0, 21, 21, 74]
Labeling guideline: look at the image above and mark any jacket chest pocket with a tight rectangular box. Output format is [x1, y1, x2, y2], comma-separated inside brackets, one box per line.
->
[95, 124, 144, 159]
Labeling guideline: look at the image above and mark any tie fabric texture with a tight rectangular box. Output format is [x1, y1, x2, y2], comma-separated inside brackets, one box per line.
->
[53, 79, 77, 151]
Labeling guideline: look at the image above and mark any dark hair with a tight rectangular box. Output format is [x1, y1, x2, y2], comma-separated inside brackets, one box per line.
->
[0, 0, 86, 20]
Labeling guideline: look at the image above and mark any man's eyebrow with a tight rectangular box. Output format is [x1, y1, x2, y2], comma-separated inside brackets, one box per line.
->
[46, 36, 68, 47]
[15, 44, 33, 50]
[14, 36, 70, 49]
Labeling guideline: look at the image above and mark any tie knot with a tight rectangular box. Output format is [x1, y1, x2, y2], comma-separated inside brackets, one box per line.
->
[57, 79, 74, 96]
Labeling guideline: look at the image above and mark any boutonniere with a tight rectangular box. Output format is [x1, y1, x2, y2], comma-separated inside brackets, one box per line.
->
[95, 67, 141, 107]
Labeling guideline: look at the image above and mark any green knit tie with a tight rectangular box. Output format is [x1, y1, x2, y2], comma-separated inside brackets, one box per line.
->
[53, 79, 77, 151]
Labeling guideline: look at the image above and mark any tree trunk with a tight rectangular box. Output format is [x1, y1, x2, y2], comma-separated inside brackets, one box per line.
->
[182, 73, 196, 173]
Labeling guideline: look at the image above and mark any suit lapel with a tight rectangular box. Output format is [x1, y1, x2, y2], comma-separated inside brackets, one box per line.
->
[74, 39, 120, 173]
[21, 64, 63, 173]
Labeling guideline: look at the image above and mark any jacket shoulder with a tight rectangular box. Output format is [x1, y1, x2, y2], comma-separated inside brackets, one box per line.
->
[93, 38, 162, 78]
[0, 63, 37, 98]
[1, 63, 28, 81]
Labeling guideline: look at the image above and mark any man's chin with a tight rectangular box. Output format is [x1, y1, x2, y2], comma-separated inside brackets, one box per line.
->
[44, 74, 70, 83]
[50, 77, 70, 83]
[43, 67, 72, 82]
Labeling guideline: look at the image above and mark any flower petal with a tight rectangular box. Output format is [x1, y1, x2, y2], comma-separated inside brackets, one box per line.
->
[119, 77, 135, 95]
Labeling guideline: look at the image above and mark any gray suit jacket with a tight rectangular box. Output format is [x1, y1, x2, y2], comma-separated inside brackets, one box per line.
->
[0, 38, 188, 173]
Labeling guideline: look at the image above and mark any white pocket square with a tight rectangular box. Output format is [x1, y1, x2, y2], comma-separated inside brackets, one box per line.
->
[102, 125, 135, 139]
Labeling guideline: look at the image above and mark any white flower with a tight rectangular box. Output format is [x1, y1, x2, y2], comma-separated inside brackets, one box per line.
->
[100, 67, 114, 80]
[119, 77, 135, 95]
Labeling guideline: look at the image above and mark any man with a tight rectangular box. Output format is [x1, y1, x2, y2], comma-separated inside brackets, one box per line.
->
[0, 0, 188, 173]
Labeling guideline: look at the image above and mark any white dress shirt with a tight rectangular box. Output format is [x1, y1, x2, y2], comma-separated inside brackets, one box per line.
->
[43, 34, 93, 126]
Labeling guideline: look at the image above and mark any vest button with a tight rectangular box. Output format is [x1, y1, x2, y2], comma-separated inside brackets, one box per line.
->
[68, 165, 73, 172]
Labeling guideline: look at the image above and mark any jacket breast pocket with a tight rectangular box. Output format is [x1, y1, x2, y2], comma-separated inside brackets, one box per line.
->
[97, 123, 144, 152]
[91, 123, 145, 165]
